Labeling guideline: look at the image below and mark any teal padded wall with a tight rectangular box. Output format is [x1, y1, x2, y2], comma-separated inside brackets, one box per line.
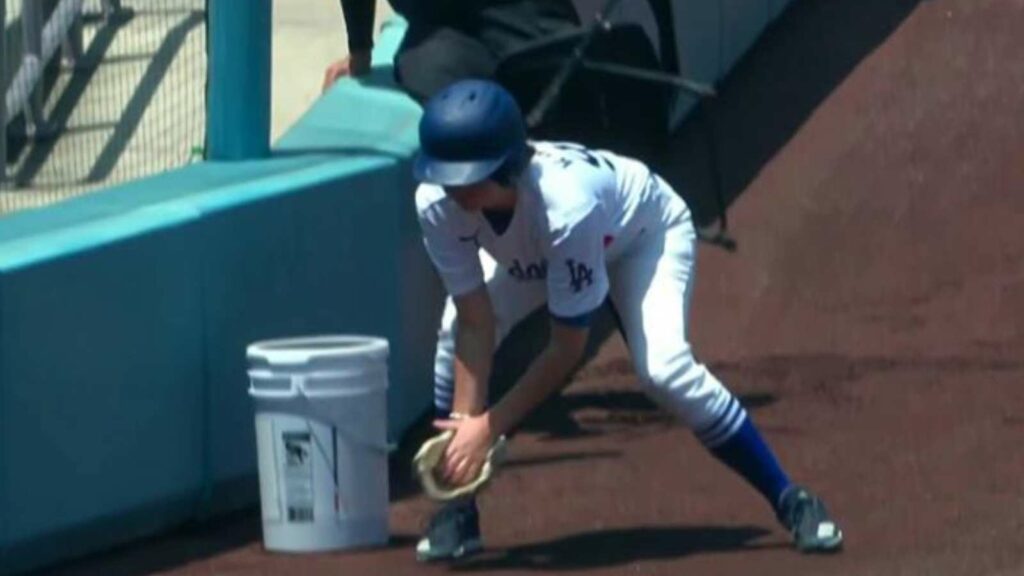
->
[0, 207, 207, 574]
[0, 17, 436, 575]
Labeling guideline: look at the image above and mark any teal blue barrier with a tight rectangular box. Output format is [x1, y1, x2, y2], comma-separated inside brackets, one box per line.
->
[0, 207, 208, 572]
[0, 3, 796, 572]
[0, 17, 440, 575]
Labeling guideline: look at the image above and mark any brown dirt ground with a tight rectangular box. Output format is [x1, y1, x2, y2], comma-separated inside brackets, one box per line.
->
[35, 0, 1024, 574]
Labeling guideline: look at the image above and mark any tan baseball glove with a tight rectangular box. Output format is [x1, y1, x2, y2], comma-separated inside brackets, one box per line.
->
[413, 430, 508, 501]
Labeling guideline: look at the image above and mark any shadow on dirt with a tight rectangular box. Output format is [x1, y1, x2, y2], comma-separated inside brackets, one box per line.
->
[451, 525, 775, 572]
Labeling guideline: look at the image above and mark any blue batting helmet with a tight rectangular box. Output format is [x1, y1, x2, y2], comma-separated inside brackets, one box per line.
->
[413, 79, 528, 186]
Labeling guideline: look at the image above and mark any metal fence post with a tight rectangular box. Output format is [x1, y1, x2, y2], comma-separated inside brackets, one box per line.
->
[207, 0, 272, 160]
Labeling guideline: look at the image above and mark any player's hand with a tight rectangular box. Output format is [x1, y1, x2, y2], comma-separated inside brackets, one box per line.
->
[321, 51, 372, 92]
[433, 413, 497, 488]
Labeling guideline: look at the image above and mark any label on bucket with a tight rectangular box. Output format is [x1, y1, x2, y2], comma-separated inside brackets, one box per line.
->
[282, 431, 315, 523]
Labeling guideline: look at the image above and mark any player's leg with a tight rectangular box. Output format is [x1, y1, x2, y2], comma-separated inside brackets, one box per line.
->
[607, 193, 843, 553]
[420, 252, 547, 563]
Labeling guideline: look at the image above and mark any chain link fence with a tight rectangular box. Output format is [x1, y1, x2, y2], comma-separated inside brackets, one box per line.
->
[1, 0, 206, 216]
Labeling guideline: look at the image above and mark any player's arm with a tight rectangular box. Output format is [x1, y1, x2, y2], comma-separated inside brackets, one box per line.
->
[450, 284, 495, 417]
[489, 208, 608, 438]
[438, 310, 590, 486]
[488, 316, 589, 437]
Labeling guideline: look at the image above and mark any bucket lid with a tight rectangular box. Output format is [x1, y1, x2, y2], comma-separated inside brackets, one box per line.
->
[247, 335, 389, 370]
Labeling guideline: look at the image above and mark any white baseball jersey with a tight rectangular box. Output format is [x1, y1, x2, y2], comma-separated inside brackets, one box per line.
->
[416, 141, 688, 320]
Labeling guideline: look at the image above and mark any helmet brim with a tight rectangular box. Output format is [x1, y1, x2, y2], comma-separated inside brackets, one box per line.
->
[413, 152, 507, 186]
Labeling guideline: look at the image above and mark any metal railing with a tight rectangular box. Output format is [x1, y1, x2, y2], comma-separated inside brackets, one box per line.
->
[1, 0, 121, 185]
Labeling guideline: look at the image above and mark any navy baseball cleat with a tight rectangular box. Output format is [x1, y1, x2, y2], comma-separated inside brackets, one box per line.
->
[416, 498, 483, 562]
[776, 485, 844, 553]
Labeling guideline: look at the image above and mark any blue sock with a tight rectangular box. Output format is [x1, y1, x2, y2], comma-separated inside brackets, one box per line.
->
[699, 399, 792, 510]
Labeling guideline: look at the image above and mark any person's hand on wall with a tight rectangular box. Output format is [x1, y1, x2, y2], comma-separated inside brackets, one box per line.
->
[322, 50, 372, 92]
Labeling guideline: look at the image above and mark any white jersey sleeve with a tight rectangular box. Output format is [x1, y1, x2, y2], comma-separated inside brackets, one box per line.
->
[416, 186, 484, 297]
[545, 207, 610, 319]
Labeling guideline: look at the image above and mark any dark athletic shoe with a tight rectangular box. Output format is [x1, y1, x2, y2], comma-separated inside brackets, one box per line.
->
[415, 498, 483, 562]
[777, 485, 844, 553]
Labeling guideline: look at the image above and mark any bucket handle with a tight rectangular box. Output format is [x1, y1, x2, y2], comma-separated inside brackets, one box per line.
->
[306, 421, 395, 501]
[304, 402, 397, 455]
[298, 380, 396, 454]
[320, 420, 396, 455]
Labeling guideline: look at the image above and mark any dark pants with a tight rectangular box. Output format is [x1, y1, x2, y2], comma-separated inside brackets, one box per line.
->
[394, 0, 580, 102]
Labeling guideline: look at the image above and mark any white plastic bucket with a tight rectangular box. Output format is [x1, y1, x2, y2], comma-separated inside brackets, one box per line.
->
[247, 335, 391, 553]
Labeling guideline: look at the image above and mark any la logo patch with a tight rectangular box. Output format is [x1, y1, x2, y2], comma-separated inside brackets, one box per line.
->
[565, 259, 594, 293]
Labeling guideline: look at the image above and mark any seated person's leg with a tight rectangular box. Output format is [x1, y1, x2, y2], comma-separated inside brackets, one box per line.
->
[473, 0, 580, 60]
[395, 25, 499, 103]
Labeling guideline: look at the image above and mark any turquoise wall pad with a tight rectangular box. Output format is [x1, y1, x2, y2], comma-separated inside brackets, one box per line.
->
[0, 16, 441, 575]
